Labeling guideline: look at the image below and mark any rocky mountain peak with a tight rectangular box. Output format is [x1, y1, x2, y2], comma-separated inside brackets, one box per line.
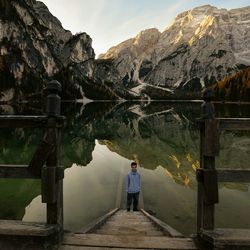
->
[100, 28, 160, 61]
[0, 0, 129, 102]
[100, 4, 250, 99]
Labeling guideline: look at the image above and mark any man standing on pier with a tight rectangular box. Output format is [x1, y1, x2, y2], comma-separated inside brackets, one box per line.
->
[126, 162, 141, 211]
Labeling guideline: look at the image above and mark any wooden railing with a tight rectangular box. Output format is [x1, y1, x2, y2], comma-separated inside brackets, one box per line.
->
[196, 91, 250, 234]
[0, 81, 65, 238]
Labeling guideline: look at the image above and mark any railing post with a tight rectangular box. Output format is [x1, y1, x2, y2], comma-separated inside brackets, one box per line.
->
[41, 80, 63, 236]
[197, 88, 219, 233]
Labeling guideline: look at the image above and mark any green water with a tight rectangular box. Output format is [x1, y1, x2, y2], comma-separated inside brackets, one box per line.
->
[0, 101, 250, 235]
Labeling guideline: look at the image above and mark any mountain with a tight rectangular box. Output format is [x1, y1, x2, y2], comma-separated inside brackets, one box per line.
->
[0, 0, 134, 103]
[100, 5, 250, 99]
[1, 1, 249, 102]
[212, 67, 250, 101]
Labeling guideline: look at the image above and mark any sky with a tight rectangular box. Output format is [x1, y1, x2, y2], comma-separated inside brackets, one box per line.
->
[41, 0, 250, 57]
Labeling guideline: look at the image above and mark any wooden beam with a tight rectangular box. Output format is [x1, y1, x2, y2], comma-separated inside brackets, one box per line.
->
[0, 165, 39, 179]
[204, 120, 220, 156]
[77, 208, 119, 234]
[197, 118, 250, 131]
[140, 209, 183, 238]
[0, 220, 57, 237]
[217, 169, 250, 183]
[29, 140, 55, 176]
[45, 127, 64, 232]
[63, 234, 198, 249]
[219, 118, 250, 131]
[0, 116, 65, 128]
[202, 168, 216, 230]
[200, 228, 250, 247]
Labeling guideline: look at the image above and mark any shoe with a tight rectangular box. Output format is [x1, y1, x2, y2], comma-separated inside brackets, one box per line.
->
[133, 208, 138, 211]
[127, 208, 130, 212]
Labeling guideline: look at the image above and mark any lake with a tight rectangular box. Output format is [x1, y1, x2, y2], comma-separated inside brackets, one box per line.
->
[0, 101, 250, 236]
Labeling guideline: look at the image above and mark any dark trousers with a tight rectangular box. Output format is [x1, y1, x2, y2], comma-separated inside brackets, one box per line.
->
[127, 192, 139, 211]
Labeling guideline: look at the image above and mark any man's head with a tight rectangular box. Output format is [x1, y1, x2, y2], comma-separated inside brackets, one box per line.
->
[131, 162, 137, 172]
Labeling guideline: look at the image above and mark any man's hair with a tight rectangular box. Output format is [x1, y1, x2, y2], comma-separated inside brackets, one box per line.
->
[131, 162, 137, 167]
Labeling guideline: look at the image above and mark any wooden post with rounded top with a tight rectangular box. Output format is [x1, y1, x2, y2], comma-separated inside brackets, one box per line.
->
[42, 80, 64, 236]
[197, 88, 219, 233]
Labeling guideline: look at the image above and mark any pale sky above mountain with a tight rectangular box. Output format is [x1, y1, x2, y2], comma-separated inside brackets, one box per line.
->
[41, 0, 250, 57]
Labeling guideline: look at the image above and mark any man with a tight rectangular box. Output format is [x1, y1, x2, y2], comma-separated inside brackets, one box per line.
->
[126, 162, 141, 211]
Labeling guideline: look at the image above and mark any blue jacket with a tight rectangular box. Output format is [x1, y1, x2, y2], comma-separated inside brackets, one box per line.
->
[126, 171, 141, 193]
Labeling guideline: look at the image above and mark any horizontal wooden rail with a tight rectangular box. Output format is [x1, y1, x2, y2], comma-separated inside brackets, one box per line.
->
[0, 220, 57, 237]
[0, 165, 64, 180]
[78, 208, 119, 233]
[0, 116, 65, 128]
[219, 118, 250, 131]
[217, 169, 250, 183]
[0, 165, 39, 179]
[197, 118, 250, 131]
[140, 208, 183, 237]
[197, 168, 250, 183]
[200, 228, 250, 247]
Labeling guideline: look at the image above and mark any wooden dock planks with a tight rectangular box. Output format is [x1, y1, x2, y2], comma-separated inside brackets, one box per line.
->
[0, 220, 57, 237]
[63, 234, 197, 249]
[201, 228, 250, 248]
[94, 210, 164, 236]
[62, 209, 198, 250]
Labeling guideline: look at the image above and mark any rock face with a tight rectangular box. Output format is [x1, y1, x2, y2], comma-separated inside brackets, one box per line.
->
[100, 5, 250, 98]
[0, 0, 132, 102]
[1, 1, 249, 101]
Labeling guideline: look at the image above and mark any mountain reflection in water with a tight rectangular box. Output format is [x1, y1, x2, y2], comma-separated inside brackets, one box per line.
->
[0, 101, 250, 235]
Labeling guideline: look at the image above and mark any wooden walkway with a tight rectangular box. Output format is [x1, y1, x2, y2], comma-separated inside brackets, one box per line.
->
[61, 209, 198, 250]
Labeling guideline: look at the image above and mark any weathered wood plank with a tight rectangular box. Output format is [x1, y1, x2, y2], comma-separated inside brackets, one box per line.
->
[201, 228, 250, 247]
[45, 127, 63, 232]
[217, 169, 250, 183]
[202, 157, 216, 230]
[141, 209, 183, 238]
[198, 118, 250, 131]
[219, 118, 250, 131]
[96, 210, 166, 237]
[95, 228, 164, 236]
[204, 120, 220, 156]
[63, 234, 198, 249]
[203, 169, 219, 204]
[108, 217, 149, 222]
[105, 221, 153, 226]
[0, 220, 57, 237]
[0, 115, 65, 128]
[60, 246, 150, 250]
[77, 208, 119, 233]
[197, 126, 204, 233]
[0, 165, 39, 179]
[29, 140, 55, 176]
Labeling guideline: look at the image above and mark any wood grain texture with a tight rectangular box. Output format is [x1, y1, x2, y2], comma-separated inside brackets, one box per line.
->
[201, 228, 250, 247]
[217, 169, 250, 183]
[140, 209, 183, 237]
[63, 234, 197, 249]
[219, 118, 250, 131]
[0, 115, 65, 128]
[0, 220, 57, 236]
[0, 165, 39, 179]
[78, 208, 119, 233]
[95, 210, 164, 236]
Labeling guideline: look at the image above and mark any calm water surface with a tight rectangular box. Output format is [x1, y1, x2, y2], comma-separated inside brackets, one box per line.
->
[0, 101, 250, 235]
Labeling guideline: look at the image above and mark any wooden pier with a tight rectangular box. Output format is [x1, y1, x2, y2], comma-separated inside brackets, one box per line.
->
[0, 86, 250, 249]
[196, 89, 250, 249]
[61, 209, 198, 250]
[0, 81, 65, 249]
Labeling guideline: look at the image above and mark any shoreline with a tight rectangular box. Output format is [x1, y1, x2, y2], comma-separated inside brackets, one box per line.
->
[1, 99, 250, 105]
